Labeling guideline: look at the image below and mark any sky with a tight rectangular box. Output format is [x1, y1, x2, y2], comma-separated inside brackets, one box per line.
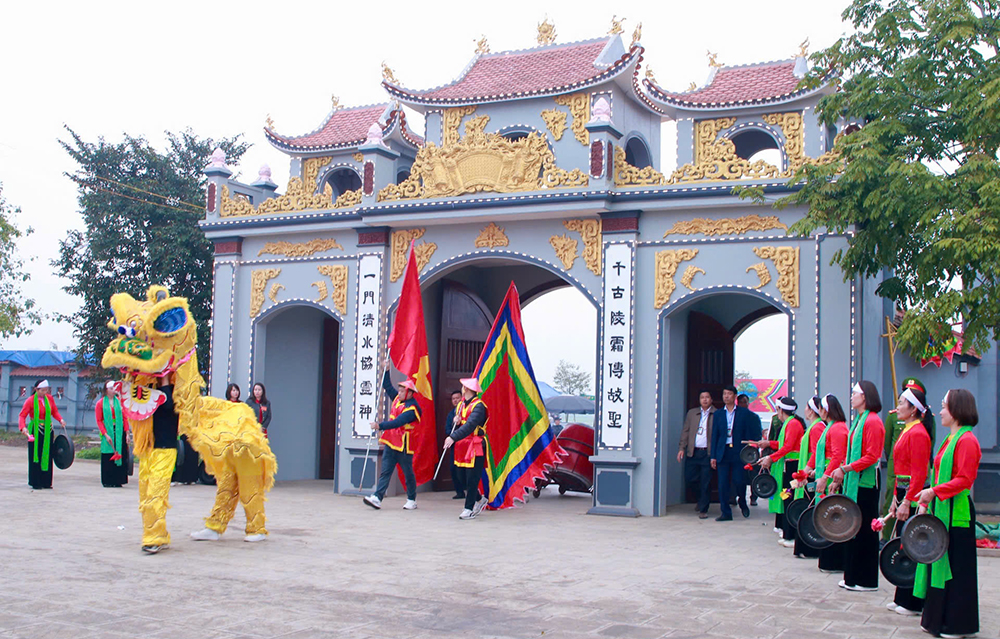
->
[0, 0, 851, 375]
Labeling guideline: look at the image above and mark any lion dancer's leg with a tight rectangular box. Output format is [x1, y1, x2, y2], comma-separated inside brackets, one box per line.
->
[138, 448, 176, 552]
[237, 456, 268, 541]
[191, 465, 238, 541]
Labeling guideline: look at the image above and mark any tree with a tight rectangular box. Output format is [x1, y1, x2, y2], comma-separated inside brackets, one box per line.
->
[55, 127, 249, 379]
[552, 359, 591, 396]
[0, 184, 41, 341]
[775, 0, 1000, 355]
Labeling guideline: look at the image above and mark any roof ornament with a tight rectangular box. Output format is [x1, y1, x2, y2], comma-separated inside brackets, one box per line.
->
[707, 51, 723, 68]
[382, 62, 398, 84]
[590, 97, 612, 123]
[365, 122, 385, 147]
[630, 22, 642, 47]
[258, 164, 272, 182]
[798, 38, 810, 58]
[330, 94, 341, 110]
[608, 15, 625, 35]
[475, 35, 490, 54]
[208, 148, 227, 169]
[793, 39, 810, 78]
[645, 66, 655, 81]
[537, 17, 556, 45]
[687, 82, 697, 91]
[265, 114, 275, 130]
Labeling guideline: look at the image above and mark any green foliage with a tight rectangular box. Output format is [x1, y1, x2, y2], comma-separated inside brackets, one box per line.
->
[55, 127, 249, 381]
[779, 0, 1000, 356]
[0, 184, 41, 341]
[76, 446, 102, 460]
[553, 359, 592, 396]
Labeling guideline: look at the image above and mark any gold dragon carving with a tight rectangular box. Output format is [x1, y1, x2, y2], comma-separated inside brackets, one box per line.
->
[753, 246, 799, 307]
[390, 229, 437, 282]
[746, 262, 772, 289]
[653, 250, 698, 309]
[250, 268, 281, 317]
[541, 109, 568, 141]
[268, 283, 284, 304]
[695, 118, 736, 163]
[353, 152, 364, 162]
[442, 106, 477, 147]
[553, 92, 590, 146]
[564, 219, 602, 276]
[613, 146, 667, 187]
[257, 238, 344, 257]
[317, 264, 349, 314]
[680, 265, 705, 291]
[549, 235, 579, 270]
[537, 18, 556, 45]
[312, 280, 329, 303]
[333, 188, 362, 208]
[662, 214, 788, 237]
[474, 222, 509, 249]
[302, 156, 334, 189]
[762, 112, 842, 174]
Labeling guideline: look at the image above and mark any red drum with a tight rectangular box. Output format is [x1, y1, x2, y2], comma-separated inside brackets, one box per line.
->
[533, 424, 595, 496]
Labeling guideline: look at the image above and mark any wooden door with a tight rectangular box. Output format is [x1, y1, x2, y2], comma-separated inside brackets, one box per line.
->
[435, 281, 494, 491]
[318, 316, 339, 479]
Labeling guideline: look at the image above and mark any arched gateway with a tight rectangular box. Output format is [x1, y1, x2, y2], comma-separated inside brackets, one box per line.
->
[198, 23, 999, 515]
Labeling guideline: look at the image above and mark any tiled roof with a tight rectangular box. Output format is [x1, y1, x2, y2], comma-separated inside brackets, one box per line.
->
[385, 37, 638, 104]
[10, 365, 75, 378]
[644, 59, 820, 108]
[265, 104, 396, 152]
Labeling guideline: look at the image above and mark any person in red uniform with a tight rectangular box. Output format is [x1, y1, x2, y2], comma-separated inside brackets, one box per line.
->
[884, 386, 934, 616]
[789, 396, 826, 558]
[914, 388, 981, 638]
[95, 380, 131, 487]
[809, 394, 850, 573]
[363, 372, 421, 511]
[751, 397, 804, 547]
[829, 380, 885, 592]
[444, 377, 489, 520]
[19, 379, 67, 489]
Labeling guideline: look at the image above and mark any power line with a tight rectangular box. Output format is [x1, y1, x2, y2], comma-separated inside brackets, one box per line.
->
[82, 183, 203, 215]
[90, 175, 204, 212]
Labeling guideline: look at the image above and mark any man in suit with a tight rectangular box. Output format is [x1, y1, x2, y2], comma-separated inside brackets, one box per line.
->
[711, 385, 761, 521]
[678, 390, 715, 519]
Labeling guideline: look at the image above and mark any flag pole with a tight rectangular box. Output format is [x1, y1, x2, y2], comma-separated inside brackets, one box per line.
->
[360, 355, 390, 493]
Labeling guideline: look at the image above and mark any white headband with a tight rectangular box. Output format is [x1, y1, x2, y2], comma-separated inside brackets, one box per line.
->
[852, 383, 863, 394]
[821, 395, 830, 411]
[37, 380, 50, 389]
[105, 381, 116, 390]
[776, 398, 796, 412]
[901, 388, 925, 414]
[807, 398, 820, 414]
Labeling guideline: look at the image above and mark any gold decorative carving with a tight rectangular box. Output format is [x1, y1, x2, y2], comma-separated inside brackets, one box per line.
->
[680, 266, 705, 291]
[353, 152, 364, 162]
[762, 112, 842, 175]
[333, 188, 362, 209]
[537, 18, 556, 45]
[707, 51, 723, 68]
[317, 264, 349, 314]
[475, 35, 490, 54]
[312, 280, 329, 303]
[382, 62, 398, 84]
[302, 156, 334, 190]
[564, 219, 602, 276]
[258, 238, 344, 258]
[753, 246, 799, 307]
[265, 114, 275, 129]
[746, 262, 771, 289]
[613, 146, 667, 187]
[609, 16, 625, 35]
[390, 229, 437, 282]
[220, 186, 255, 217]
[798, 38, 810, 57]
[549, 235, 578, 270]
[330, 95, 341, 110]
[671, 139, 781, 183]
[250, 268, 281, 317]
[442, 105, 477, 147]
[541, 109, 568, 141]
[542, 156, 590, 188]
[553, 92, 590, 146]
[268, 283, 284, 304]
[474, 222, 509, 248]
[653, 250, 698, 309]
[663, 214, 788, 237]
[222, 178, 335, 217]
[695, 118, 736, 163]
[687, 82, 697, 91]
[631, 22, 642, 47]
[645, 66, 656, 81]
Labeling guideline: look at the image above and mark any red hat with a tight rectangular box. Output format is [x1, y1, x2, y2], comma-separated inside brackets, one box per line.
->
[398, 379, 418, 392]
[460, 377, 482, 393]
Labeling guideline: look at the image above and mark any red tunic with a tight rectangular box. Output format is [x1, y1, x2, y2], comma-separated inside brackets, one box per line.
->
[807, 421, 848, 476]
[931, 431, 981, 500]
[845, 412, 885, 473]
[807, 421, 825, 456]
[18, 395, 64, 430]
[892, 421, 931, 502]
[768, 417, 804, 462]
[95, 400, 131, 435]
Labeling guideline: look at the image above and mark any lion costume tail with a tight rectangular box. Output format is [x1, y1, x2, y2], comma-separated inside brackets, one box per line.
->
[183, 396, 278, 491]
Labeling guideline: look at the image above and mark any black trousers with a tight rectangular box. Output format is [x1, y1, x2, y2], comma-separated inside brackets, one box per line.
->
[100, 452, 128, 487]
[921, 503, 978, 637]
[27, 434, 53, 489]
[843, 481, 881, 588]
[717, 456, 746, 518]
[450, 455, 466, 496]
[684, 449, 712, 513]
[818, 541, 846, 572]
[793, 486, 820, 558]
[892, 486, 923, 612]
[779, 463, 797, 541]
[463, 455, 485, 511]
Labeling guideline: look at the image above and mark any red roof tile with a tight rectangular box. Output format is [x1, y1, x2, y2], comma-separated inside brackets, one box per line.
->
[266, 104, 389, 151]
[386, 37, 637, 104]
[645, 59, 816, 107]
[10, 365, 75, 377]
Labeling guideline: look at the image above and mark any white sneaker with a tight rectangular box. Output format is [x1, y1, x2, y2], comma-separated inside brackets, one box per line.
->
[886, 602, 899, 610]
[780, 539, 795, 548]
[894, 605, 920, 616]
[141, 544, 167, 554]
[244, 533, 267, 543]
[459, 508, 475, 520]
[773, 527, 783, 534]
[363, 494, 382, 510]
[843, 583, 879, 592]
[190, 528, 220, 541]
[838, 580, 847, 589]
[472, 496, 488, 516]
[940, 633, 976, 638]
[402, 499, 417, 510]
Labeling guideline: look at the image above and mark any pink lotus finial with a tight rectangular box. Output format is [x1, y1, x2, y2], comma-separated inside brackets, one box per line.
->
[590, 97, 612, 123]
[209, 148, 227, 168]
[365, 122, 385, 146]
[258, 164, 272, 181]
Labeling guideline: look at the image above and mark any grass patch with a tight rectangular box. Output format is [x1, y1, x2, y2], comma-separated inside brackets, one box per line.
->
[77, 447, 102, 460]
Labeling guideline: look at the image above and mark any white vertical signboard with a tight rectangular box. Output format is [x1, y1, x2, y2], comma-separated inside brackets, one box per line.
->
[353, 254, 383, 437]
[600, 242, 634, 448]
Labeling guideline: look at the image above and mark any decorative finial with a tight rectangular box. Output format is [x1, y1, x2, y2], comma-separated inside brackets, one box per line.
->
[265, 114, 275, 130]
[631, 22, 642, 47]
[381, 62, 398, 84]
[590, 97, 612, 123]
[208, 148, 227, 168]
[365, 122, 385, 146]
[608, 15, 625, 36]
[687, 82, 697, 91]
[258, 164, 272, 182]
[331, 94, 341, 110]
[537, 17, 556, 45]
[798, 37, 810, 58]
[475, 35, 490, 54]
[645, 66, 655, 81]
[707, 50, 723, 68]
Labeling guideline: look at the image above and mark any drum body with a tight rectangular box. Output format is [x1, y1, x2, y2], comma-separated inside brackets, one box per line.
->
[901, 514, 949, 564]
[545, 424, 595, 494]
[813, 494, 862, 543]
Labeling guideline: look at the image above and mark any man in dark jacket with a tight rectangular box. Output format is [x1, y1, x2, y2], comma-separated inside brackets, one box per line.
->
[444, 377, 489, 520]
[363, 373, 421, 511]
[711, 385, 762, 521]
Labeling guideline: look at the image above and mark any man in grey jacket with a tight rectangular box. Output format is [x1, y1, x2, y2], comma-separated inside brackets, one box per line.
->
[677, 390, 715, 518]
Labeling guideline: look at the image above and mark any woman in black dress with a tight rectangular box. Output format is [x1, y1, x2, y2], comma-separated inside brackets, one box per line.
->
[245, 383, 272, 437]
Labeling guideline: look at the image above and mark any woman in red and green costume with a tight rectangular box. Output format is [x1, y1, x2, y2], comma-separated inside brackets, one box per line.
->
[886, 385, 933, 617]
[18, 379, 67, 489]
[828, 380, 885, 592]
[914, 388, 981, 638]
[96, 380, 131, 487]
[753, 396, 804, 548]
[881, 377, 934, 541]
[811, 394, 850, 573]
[789, 396, 826, 559]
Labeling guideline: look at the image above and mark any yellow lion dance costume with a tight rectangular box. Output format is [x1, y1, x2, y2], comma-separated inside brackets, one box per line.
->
[102, 285, 277, 551]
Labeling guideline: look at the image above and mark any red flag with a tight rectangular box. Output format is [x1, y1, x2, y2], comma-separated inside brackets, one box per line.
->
[387, 243, 436, 487]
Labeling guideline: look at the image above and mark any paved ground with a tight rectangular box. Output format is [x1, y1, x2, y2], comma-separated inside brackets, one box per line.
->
[0, 446, 996, 639]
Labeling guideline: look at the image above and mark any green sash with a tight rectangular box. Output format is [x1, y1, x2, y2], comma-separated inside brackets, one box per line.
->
[100, 396, 124, 465]
[844, 410, 876, 501]
[768, 416, 798, 514]
[31, 394, 52, 472]
[913, 427, 974, 598]
[795, 419, 823, 499]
